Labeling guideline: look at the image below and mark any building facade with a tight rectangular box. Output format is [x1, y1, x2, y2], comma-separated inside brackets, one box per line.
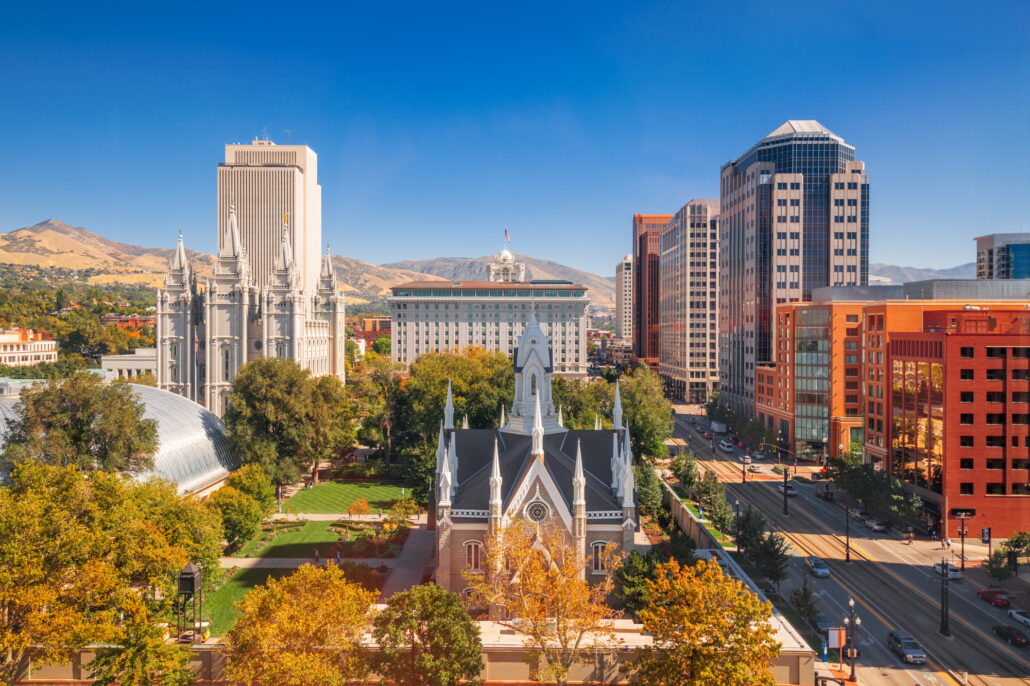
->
[657, 199, 720, 403]
[0, 329, 58, 367]
[719, 121, 869, 417]
[156, 141, 346, 416]
[100, 348, 158, 380]
[432, 314, 638, 595]
[976, 233, 1030, 280]
[632, 214, 673, 366]
[615, 254, 633, 341]
[389, 251, 589, 376]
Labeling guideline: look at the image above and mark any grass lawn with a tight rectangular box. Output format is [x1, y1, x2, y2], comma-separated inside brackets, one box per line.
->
[206, 567, 292, 636]
[250, 521, 343, 559]
[284, 481, 406, 514]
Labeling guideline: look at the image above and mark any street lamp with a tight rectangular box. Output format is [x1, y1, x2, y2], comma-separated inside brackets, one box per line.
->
[741, 457, 747, 484]
[842, 598, 862, 682]
[777, 432, 783, 466]
[782, 466, 790, 516]
[939, 556, 951, 637]
[735, 499, 741, 522]
[844, 506, 851, 563]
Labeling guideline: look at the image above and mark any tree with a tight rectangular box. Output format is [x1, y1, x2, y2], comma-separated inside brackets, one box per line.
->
[348, 498, 371, 517]
[299, 375, 357, 483]
[620, 364, 674, 460]
[751, 532, 790, 588]
[1004, 531, 1030, 560]
[634, 463, 664, 518]
[88, 593, 192, 686]
[371, 583, 483, 686]
[790, 577, 819, 625]
[985, 549, 1015, 582]
[551, 376, 614, 430]
[633, 558, 779, 686]
[226, 463, 277, 516]
[464, 522, 622, 686]
[225, 564, 376, 686]
[671, 451, 698, 494]
[0, 462, 222, 683]
[733, 507, 767, 558]
[707, 495, 735, 540]
[344, 338, 360, 368]
[349, 353, 405, 462]
[206, 486, 264, 552]
[224, 358, 311, 488]
[371, 334, 392, 355]
[617, 550, 660, 615]
[2, 371, 158, 473]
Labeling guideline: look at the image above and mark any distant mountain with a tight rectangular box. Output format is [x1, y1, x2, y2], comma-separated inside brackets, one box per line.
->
[869, 262, 976, 284]
[383, 253, 615, 305]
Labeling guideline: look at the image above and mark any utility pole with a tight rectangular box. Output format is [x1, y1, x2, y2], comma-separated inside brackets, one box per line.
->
[782, 466, 790, 516]
[939, 557, 951, 637]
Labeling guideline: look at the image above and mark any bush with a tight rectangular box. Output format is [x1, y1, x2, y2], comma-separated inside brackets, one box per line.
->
[227, 464, 277, 515]
[207, 487, 265, 552]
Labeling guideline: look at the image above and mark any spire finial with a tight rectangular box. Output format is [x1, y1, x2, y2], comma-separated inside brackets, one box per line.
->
[557, 404, 564, 428]
[444, 380, 455, 430]
[573, 439, 585, 506]
[500, 404, 507, 428]
[531, 392, 544, 455]
[489, 438, 502, 506]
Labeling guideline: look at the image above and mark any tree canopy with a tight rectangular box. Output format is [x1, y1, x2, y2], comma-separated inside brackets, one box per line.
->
[2, 372, 158, 473]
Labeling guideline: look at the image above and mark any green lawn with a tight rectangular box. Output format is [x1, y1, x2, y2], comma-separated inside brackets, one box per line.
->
[206, 567, 292, 636]
[284, 481, 406, 514]
[248, 521, 343, 559]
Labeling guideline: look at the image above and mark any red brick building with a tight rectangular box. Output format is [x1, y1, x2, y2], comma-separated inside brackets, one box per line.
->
[887, 308, 1030, 538]
[632, 214, 672, 367]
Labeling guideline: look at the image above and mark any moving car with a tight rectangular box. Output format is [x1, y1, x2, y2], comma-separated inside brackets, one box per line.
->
[979, 589, 1012, 608]
[777, 482, 798, 497]
[816, 489, 835, 502]
[992, 625, 1029, 647]
[886, 630, 927, 664]
[748, 463, 763, 473]
[1008, 609, 1030, 628]
[805, 556, 831, 578]
[865, 518, 888, 532]
[718, 439, 735, 453]
[932, 562, 962, 580]
[812, 613, 833, 634]
[737, 454, 752, 464]
[703, 431, 713, 440]
[847, 507, 867, 519]
[753, 450, 768, 461]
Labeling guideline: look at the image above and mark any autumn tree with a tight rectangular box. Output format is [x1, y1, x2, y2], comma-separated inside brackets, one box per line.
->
[206, 486, 264, 552]
[226, 463, 277, 516]
[300, 374, 357, 483]
[224, 358, 311, 488]
[2, 371, 158, 473]
[225, 564, 376, 685]
[633, 558, 780, 686]
[464, 522, 622, 686]
[88, 593, 192, 686]
[348, 498, 371, 517]
[371, 583, 483, 686]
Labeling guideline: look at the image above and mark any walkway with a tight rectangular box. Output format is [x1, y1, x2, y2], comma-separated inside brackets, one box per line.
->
[220, 556, 400, 569]
[269, 512, 428, 523]
[379, 523, 436, 599]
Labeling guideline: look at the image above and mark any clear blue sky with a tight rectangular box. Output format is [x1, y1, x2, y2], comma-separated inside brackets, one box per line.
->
[0, 1, 1026, 276]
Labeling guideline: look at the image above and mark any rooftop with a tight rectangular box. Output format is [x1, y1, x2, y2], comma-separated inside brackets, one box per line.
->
[764, 120, 842, 140]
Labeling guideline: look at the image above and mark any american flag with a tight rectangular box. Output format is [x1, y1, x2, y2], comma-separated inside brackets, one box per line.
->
[194, 332, 199, 368]
[504, 228, 510, 243]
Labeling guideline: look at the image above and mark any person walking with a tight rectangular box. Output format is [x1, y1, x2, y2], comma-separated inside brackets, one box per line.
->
[906, 527, 914, 545]
[314, 547, 321, 565]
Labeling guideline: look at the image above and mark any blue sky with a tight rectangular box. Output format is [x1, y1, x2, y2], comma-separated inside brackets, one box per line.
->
[0, 1, 1026, 275]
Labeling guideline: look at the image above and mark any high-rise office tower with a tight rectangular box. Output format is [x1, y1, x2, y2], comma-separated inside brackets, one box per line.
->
[719, 121, 868, 416]
[975, 233, 1030, 279]
[658, 200, 720, 403]
[218, 140, 322, 292]
[633, 214, 674, 364]
[615, 254, 633, 341]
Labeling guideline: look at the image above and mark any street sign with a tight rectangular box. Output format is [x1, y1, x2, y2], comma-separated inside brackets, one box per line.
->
[827, 627, 845, 649]
[950, 508, 975, 518]
[981, 527, 991, 544]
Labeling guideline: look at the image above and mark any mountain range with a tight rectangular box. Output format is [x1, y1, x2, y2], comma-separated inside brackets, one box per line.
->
[0, 219, 979, 306]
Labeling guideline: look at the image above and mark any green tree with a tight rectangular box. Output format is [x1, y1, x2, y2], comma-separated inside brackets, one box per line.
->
[551, 376, 614, 430]
[1004, 531, 1030, 559]
[349, 353, 405, 462]
[300, 375, 357, 483]
[620, 364, 674, 460]
[206, 486, 264, 552]
[790, 577, 819, 625]
[226, 463, 277, 516]
[616, 550, 660, 614]
[344, 338, 360, 368]
[752, 532, 790, 588]
[634, 463, 664, 519]
[734, 507, 768, 558]
[985, 549, 1015, 582]
[2, 371, 158, 473]
[371, 583, 483, 686]
[671, 451, 699, 494]
[88, 594, 192, 686]
[707, 495, 735, 540]
[224, 358, 311, 488]
[371, 334, 391, 355]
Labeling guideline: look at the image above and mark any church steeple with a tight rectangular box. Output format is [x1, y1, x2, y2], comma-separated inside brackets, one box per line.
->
[531, 392, 544, 456]
[221, 204, 244, 258]
[171, 231, 189, 272]
[489, 438, 502, 506]
[504, 302, 564, 435]
[573, 439, 585, 506]
[444, 380, 455, 430]
[613, 380, 624, 430]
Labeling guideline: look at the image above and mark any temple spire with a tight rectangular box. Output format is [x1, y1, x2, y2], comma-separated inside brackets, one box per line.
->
[610, 430, 620, 490]
[621, 462, 635, 508]
[171, 231, 188, 271]
[531, 392, 544, 455]
[274, 222, 294, 271]
[444, 380, 454, 430]
[557, 405, 564, 428]
[613, 380, 623, 430]
[573, 439, 585, 506]
[223, 204, 243, 258]
[439, 443, 453, 506]
[321, 244, 334, 278]
[462, 414, 470, 430]
[489, 438, 502, 506]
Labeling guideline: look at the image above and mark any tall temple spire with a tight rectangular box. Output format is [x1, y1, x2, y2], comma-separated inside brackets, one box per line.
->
[171, 231, 188, 271]
[613, 380, 623, 430]
[573, 439, 585, 506]
[622, 462, 635, 508]
[274, 222, 294, 271]
[439, 442, 453, 506]
[610, 430, 620, 490]
[531, 392, 544, 455]
[223, 204, 243, 258]
[444, 380, 454, 430]
[489, 438, 502, 506]
[321, 244, 334, 278]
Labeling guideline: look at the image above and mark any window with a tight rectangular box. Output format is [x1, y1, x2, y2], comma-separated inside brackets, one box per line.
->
[960, 391, 974, 403]
[790, 232, 800, 240]
[986, 436, 1005, 447]
[986, 347, 1006, 359]
[960, 436, 974, 447]
[960, 347, 974, 358]
[777, 232, 787, 240]
[846, 315, 859, 323]
[959, 459, 974, 470]
[847, 216, 857, 223]
[1013, 414, 1030, 425]
[777, 216, 786, 223]
[847, 182, 858, 189]
[1013, 392, 1030, 403]
[834, 232, 845, 239]
[465, 541, 482, 571]
[986, 458, 1005, 469]
[777, 199, 787, 206]
[834, 216, 844, 223]
[986, 413, 1005, 424]
[790, 182, 800, 190]
[986, 391, 1004, 403]
[591, 542, 608, 573]
[847, 199, 857, 206]
[986, 369, 1005, 381]
[835, 182, 844, 189]
[960, 413, 974, 425]
[222, 346, 232, 382]
[986, 483, 1005, 495]
[960, 369, 974, 380]
[1013, 369, 1029, 381]
[834, 199, 844, 207]
[531, 374, 537, 396]
[790, 216, 800, 223]
[777, 182, 787, 190]
[960, 483, 974, 495]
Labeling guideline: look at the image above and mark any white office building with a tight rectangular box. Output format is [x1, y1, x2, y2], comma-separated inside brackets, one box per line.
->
[615, 254, 633, 341]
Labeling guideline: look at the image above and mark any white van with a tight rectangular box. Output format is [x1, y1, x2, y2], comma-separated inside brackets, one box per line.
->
[718, 439, 735, 453]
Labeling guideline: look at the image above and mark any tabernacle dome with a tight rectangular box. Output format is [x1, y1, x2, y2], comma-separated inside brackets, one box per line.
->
[0, 378, 239, 495]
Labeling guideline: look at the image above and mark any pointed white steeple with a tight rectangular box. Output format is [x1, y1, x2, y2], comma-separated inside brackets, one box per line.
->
[171, 231, 188, 271]
[594, 414, 601, 430]
[531, 392, 544, 455]
[439, 442, 453, 506]
[273, 223, 294, 271]
[573, 439, 586, 506]
[613, 380, 624, 430]
[622, 462, 635, 508]
[444, 380, 455, 430]
[557, 405, 564, 428]
[489, 438, 502, 506]
[610, 430, 620, 490]
[321, 244, 334, 278]
[435, 420, 446, 476]
[222, 204, 244, 258]
[500, 404, 507, 428]
[462, 414, 470, 430]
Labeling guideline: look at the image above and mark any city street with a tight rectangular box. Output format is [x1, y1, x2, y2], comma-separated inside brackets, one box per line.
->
[671, 413, 1030, 686]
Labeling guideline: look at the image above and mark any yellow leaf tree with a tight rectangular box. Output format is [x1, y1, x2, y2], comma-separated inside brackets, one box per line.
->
[633, 558, 780, 686]
[225, 563, 376, 685]
[463, 521, 622, 686]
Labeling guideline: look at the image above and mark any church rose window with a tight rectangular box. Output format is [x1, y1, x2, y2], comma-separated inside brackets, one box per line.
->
[525, 501, 549, 523]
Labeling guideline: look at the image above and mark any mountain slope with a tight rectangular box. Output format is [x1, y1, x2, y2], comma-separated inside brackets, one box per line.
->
[869, 262, 976, 283]
[383, 253, 615, 305]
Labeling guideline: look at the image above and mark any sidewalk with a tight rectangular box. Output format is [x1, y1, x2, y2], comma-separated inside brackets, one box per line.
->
[269, 512, 428, 524]
[220, 556, 399, 569]
[379, 523, 435, 599]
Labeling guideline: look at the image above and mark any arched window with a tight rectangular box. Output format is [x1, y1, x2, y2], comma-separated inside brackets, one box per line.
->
[465, 541, 482, 571]
[530, 374, 537, 396]
[222, 346, 232, 382]
[591, 541, 608, 574]
[168, 362, 178, 381]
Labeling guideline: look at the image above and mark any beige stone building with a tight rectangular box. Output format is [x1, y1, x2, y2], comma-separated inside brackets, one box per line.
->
[432, 313, 638, 594]
[0, 329, 57, 367]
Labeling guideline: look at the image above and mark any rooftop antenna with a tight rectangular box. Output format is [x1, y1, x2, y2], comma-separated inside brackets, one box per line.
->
[262, 126, 269, 141]
[283, 129, 292, 141]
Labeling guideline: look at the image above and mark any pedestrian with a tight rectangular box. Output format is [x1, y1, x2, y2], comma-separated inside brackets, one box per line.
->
[314, 547, 321, 565]
[945, 538, 952, 550]
[335, 550, 341, 567]
[906, 528, 914, 545]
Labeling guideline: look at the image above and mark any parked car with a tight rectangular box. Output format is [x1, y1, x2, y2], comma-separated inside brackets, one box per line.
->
[932, 562, 962, 580]
[811, 470, 830, 481]
[979, 589, 1012, 608]
[816, 489, 835, 502]
[812, 613, 833, 634]
[805, 556, 831, 578]
[886, 630, 927, 664]
[738, 454, 752, 464]
[777, 483, 798, 497]
[847, 507, 866, 519]
[992, 625, 1029, 647]
[753, 450, 768, 461]
[718, 439, 735, 453]
[865, 518, 888, 532]
[703, 431, 713, 440]
[1008, 609, 1030, 628]
[748, 464, 763, 473]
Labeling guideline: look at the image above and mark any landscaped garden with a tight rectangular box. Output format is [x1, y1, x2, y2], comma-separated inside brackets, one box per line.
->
[234, 519, 411, 559]
[283, 481, 407, 514]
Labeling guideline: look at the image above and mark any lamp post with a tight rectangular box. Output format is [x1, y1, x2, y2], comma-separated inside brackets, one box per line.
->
[741, 457, 747, 484]
[842, 598, 862, 682]
[782, 466, 790, 516]
[735, 499, 741, 522]
[845, 506, 851, 563]
[939, 557, 951, 637]
[777, 432, 783, 466]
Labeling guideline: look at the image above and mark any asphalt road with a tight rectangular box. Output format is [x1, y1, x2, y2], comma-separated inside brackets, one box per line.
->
[671, 413, 1030, 686]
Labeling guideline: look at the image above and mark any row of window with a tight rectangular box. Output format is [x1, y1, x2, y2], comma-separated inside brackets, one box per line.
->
[959, 413, 1030, 425]
[959, 435, 1030, 447]
[960, 368, 1030, 381]
[958, 482, 1030, 495]
[463, 540, 609, 573]
[960, 391, 1030, 403]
